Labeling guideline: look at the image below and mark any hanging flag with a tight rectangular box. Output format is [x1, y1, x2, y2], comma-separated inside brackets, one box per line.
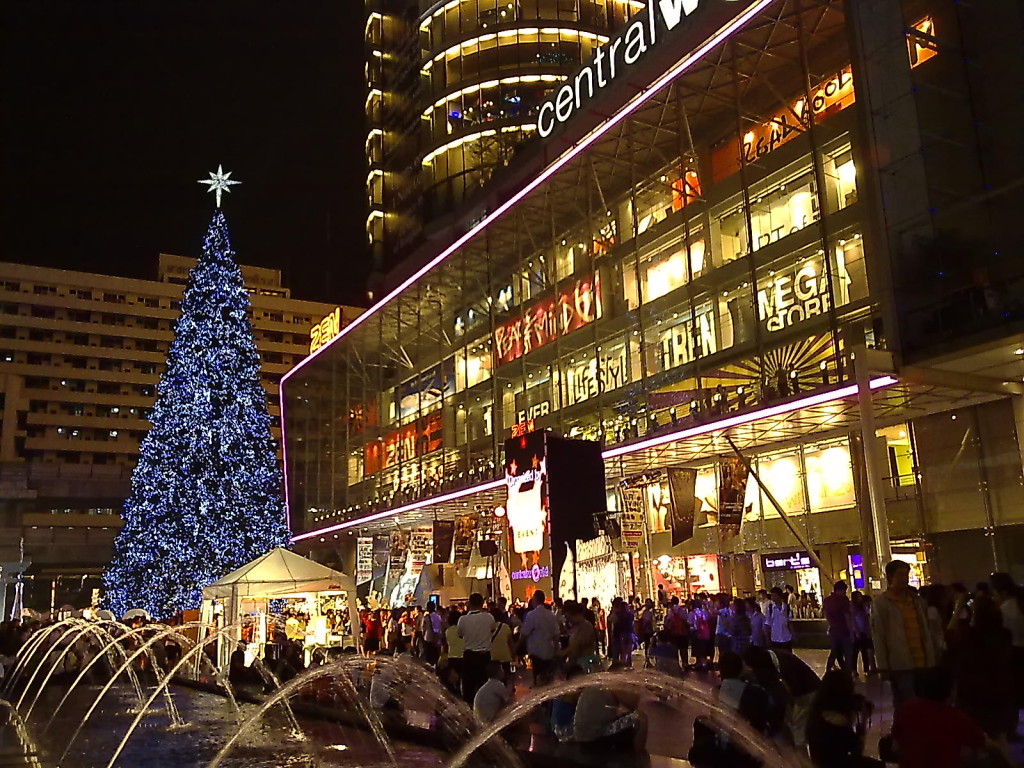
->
[356, 537, 373, 585]
[389, 529, 409, 574]
[667, 467, 698, 547]
[372, 535, 389, 581]
[432, 520, 455, 563]
[718, 457, 748, 537]
[619, 486, 645, 550]
[409, 528, 432, 574]
[454, 514, 479, 565]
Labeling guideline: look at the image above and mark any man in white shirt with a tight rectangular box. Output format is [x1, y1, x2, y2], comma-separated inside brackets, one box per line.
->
[458, 592, 496, 703]
[520, 589, 561, 686]
[473, 662, 512, 723]
[766, 587, 794, 650]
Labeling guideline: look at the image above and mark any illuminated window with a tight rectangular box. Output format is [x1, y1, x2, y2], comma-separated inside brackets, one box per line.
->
[908, 17, 938, 68]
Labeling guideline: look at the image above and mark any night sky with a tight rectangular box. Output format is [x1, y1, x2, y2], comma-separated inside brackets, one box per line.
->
[2, 1, 368, 306]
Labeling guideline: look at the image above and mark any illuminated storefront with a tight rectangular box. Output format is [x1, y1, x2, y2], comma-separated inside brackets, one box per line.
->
[289, 0, 1024, 595]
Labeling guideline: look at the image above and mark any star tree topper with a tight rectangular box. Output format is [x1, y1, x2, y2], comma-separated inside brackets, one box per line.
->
[198, 164, 241, 207]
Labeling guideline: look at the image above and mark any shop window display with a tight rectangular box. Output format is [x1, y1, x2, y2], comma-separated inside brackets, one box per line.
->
[455, 345, 493, 390]
[826, 148, 858, 210]
[622, 233, 706, 311]
[715, 165, 819, 263]
[749, 452, 804, 520]
[878, 424, 916, 487]
[804, 442, 856, 512]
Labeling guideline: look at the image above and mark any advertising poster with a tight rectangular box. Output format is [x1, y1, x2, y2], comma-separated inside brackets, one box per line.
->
[356, 537, 373, 586]
[432, 520, 455, 564]
[718, 457, 748, 536]
[619, 486, 645, 550]
[667, 467, 698, 547]
[454, 514, 478, 565]
[504, 430, 551, 603]
[389, 529, 409, 574]
[409, 528, 432, 574]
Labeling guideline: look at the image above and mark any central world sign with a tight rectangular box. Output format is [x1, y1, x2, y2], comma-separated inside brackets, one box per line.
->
[538, 0, 716, 137]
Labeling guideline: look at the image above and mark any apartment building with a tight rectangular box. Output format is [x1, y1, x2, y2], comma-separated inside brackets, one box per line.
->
[0, 255, 352, 610]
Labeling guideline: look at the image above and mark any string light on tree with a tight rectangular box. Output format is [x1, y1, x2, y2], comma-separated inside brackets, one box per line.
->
[104, 171, 289, 618]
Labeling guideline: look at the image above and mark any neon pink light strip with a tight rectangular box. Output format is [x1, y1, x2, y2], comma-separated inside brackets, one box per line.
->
[291, 375, 897, 542]
[602, 375, 897, 459]
[280, 0, 776, 388]
[280, 389, 293, 531]
[291, 478, 506, 542]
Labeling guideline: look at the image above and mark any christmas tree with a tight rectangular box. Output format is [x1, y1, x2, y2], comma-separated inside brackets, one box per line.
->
[104, 206, 290, 618]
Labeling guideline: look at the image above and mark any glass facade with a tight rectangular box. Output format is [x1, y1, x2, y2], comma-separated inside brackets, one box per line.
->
[300, 0, 1024, 588]
[291, 0, 871, 527]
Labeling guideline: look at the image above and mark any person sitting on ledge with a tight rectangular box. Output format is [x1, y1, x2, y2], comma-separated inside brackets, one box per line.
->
[571, 661, 648, 753]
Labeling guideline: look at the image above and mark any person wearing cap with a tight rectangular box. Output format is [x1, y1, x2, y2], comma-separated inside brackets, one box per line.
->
[572, 662, 649, 753]
[823, 580, 854, 673]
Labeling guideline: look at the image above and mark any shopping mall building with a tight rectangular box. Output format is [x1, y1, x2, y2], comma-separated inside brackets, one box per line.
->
[282, 0, 1024, 606]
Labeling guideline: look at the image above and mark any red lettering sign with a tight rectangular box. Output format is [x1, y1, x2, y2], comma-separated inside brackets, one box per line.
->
[363, 411, 443, 475]
[494, 274, 601, 366]
[510, 419, 536, 438]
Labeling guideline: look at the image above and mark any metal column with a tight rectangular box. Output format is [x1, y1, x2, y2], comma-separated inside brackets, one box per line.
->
[854, 348, 892, 576]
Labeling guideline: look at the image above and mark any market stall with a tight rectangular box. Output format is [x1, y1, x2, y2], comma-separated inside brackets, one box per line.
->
[201, 547, 360, 669]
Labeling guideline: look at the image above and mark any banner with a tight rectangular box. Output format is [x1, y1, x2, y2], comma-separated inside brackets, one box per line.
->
[409, 528, 432, 574]
[454, 514, 478, 565]
[372, 535, 389, 581]
[504, 430, 552, 602]
[389, 529, 409, 574]
[667, 467, 698, 547]
[718, 457, 748, 536]
[619, 486, 645, 550]
[356, 537, 373, 585]
[432, 520, 455, 564]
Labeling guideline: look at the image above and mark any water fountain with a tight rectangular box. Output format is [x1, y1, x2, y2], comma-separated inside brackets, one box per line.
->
[1, 619, 805, 768]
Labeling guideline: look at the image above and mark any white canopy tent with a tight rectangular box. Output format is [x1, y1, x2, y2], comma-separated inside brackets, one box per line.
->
[201, 548, 360, 668]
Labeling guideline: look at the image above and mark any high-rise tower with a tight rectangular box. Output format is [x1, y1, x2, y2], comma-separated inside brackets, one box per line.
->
[365, 0, 638, 276]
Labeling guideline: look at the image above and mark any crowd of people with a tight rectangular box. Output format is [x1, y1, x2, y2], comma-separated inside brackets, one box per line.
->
[2, 562, 1022, 767]
[351, 564, 1023, 767]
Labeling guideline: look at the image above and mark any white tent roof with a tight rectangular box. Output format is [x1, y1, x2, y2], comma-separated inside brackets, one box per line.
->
[203, 548, 355, 600]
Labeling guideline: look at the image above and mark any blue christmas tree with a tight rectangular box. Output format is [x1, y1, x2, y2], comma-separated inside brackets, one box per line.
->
[104, 210, 290, 618]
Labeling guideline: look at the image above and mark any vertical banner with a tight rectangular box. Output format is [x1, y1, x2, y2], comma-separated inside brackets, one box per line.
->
[667, 467, 698, 547]
[619, 486, 645, 550]
[504, 430, 552, 603]
[356, 537, 373, 586]
[372, 535, 390, 581]
[432, 520, 455, 564]
[409, 528, 432, 574]
[389, 529, 409, 574]
[454, 514, 479, 565]
[718, 457, 748, 537]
